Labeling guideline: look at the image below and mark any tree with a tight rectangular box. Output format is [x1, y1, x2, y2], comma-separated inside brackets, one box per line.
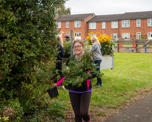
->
[55, 3, 71, 16]
[0, 0, 65, 121]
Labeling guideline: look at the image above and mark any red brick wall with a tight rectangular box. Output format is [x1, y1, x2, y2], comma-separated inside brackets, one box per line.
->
[88, 21, 120, 36]
[58, 17, 152, 41]
[88, 19, 152, 39]
[57, 15, 95, 41]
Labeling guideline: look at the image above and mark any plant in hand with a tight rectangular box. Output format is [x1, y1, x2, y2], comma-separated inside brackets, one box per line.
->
[62, 52, 103, 87]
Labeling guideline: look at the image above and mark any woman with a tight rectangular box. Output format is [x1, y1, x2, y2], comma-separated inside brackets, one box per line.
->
[54, 40, 93, 122]
[90, 36, 102, 87]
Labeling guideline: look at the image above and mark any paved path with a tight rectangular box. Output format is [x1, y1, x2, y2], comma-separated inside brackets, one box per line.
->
[105, 92, 152, 122]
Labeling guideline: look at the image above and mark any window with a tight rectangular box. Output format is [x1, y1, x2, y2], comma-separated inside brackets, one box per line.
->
[57, 22, 61, 28]
[112, 33, 118, 40]
[122, 20, 130, 28]
[136, 32, 141, 40]
[122, 33, 130, 40]
[148, 32, 152, 40]
[136, 19, 141, 27]
[89, 22, 96, 29]
[66, 21, 69, 28]
[147, 18, 152, 26]
[74, 21, 81, 28]
[74, 32, 81, 40]
[66, 32, 69, 36]
[102, 22, 106, 29]
[90, 34, 96, 37]
[111, 21, 118, 28]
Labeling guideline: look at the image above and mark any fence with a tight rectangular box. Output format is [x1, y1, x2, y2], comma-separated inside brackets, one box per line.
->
[114, 40, 152, 53]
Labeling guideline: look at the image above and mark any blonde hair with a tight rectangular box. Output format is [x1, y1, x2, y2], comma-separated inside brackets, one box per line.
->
[91, 36, 100, 44]
[57, 36, 63, 47]
[73, 40, 84, 48]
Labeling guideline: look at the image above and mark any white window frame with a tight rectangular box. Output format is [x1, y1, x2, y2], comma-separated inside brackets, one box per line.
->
[112, 33, 118, 40]
[136, 32, 141, 40]
[147, 32, 152, 40]
[90, 34, 96, 37]
[89, 22, 96, 29]
[74, 21, 81, 28]
[111, 21, 118, 28]
[74, 32, 81, 40]
[66, 21, 69, 28]
[57, 22, 61, 28]
[66, 32, 69, 36]
[147, 18, 152, 26]
[102, 22, 106, 29]
[122, 20, 130, 28]
[136, 19, 141, 27]
[122, 33, 130, 40]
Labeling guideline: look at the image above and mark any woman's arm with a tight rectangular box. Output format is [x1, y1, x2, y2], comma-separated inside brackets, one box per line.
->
[90, 43, 97, 52]
[55, 77, 65, 86]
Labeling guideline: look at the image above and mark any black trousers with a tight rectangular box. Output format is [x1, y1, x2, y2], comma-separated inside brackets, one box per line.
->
[69, 92, 91, 122]
[94, 60, 102, 85]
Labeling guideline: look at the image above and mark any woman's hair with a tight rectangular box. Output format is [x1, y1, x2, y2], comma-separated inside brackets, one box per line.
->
[91, 36, 100, 44]
[57, 36, 63, 47]
[73, 40, 84, 48]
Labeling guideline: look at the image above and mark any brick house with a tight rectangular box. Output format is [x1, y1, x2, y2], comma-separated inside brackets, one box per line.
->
[56, 11, 152, 41]
[56, 13, 95, 40]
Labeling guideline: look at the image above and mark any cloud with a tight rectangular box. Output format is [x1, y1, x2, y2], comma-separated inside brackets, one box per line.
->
[65, 0, 152, 15]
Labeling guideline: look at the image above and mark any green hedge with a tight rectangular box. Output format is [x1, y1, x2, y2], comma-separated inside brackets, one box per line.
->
[0, 0, 65, 121]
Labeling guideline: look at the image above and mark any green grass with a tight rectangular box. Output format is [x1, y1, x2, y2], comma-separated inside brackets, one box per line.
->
[58, 53, 152, 109]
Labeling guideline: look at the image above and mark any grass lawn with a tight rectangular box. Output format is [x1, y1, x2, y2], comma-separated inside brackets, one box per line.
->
[56, 53, 152, 119]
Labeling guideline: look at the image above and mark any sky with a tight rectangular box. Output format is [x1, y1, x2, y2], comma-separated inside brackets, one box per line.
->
[65, 0, 152, 15]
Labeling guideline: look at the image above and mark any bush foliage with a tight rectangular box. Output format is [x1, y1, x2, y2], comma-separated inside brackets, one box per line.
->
[0, 0, 65, 121]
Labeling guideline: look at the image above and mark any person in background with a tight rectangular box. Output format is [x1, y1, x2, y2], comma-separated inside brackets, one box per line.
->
[56, 36, 64, 79]
[90, 36, 103, 87]
[54, 40, 93, 122]
[64, 35, 70, 42]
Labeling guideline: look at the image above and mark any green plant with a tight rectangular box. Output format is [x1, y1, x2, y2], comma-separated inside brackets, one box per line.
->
[100, 41, 114, 56]
[0, 99, 23, 121]
[63, 41, 71, 58]
[0, 0, 66, 120]
[62, 52, 102, 87]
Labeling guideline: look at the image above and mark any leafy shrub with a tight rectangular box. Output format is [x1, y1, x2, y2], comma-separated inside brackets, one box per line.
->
[0, 99, 23, 121]
[63, 41, 71, 58]
[0, 0, 66, 120]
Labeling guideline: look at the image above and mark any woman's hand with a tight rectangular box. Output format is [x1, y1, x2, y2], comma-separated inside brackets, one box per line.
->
[53, 83, 57, 87]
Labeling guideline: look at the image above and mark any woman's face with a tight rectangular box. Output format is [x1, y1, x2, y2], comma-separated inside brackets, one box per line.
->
[73, 42, 83, 55]
[91, 39, 96, 43]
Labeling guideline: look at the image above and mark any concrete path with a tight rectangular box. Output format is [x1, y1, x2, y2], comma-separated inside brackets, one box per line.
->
[105, 92, 152, 122]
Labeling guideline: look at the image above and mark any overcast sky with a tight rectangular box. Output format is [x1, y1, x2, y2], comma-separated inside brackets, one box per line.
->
[65, 0, 152, 15]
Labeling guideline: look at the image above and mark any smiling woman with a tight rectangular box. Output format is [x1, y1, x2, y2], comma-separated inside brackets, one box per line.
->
[54, 40, 101, 122]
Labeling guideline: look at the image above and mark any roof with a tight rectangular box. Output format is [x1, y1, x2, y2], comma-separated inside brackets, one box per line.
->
[88, 14, 122, 22]
[121, 11, 152, 20]
[56, 13, 95, 22]
[88, 11, 152, 22]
